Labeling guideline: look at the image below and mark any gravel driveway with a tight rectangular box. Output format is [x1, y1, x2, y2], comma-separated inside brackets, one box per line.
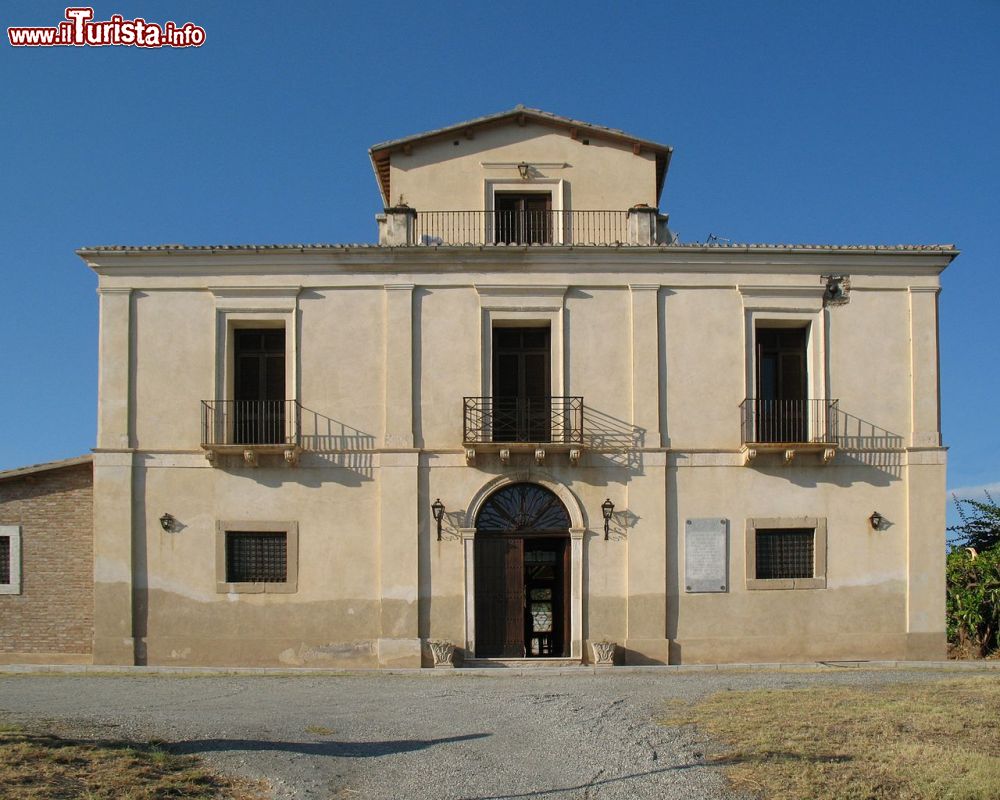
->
[0, 666, 988, 799]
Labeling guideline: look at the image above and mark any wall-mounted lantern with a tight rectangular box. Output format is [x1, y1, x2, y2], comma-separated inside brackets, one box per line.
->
[869, 510, 884, 531]
[159, 513, 177, 533]
[601, 498, 615, 540]
[432, 498, 445, 541]
[517, 161, 531, 180]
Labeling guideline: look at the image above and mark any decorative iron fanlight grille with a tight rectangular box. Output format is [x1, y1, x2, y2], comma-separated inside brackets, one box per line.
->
[475, 483, 570, 533]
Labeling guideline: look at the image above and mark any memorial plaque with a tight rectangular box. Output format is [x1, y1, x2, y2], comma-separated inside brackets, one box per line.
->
[685, 518, 728, 592]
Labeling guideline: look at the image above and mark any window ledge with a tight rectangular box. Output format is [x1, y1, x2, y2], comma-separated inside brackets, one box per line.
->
[216, 580, 297, 594]
[746, 576, 827, 591]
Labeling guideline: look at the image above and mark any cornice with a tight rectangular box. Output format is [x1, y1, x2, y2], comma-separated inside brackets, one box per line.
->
[81, 247, 955, 281]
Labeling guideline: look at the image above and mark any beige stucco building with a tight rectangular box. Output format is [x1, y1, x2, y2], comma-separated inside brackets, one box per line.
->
[75, 107, 957, 668]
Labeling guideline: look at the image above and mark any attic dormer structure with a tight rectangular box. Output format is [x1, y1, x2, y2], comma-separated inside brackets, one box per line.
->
[370, 106, 674, 246]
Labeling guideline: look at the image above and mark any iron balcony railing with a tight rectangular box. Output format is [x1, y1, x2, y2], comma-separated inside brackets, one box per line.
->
[415, 210, 628, 246]
[463, 397, 584, 444]
[201, 400, 302, 447]
[740, 398, 839, 445]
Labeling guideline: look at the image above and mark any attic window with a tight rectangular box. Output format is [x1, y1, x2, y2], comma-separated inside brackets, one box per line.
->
[494, 193, 552, 245]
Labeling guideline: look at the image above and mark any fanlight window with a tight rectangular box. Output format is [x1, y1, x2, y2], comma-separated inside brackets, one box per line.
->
[476, 483, 570, 533]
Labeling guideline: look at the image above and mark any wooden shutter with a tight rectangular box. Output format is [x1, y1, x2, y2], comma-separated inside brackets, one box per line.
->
[474, 536, 525, 657]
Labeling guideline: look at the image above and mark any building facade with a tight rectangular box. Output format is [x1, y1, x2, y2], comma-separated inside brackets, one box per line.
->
[76, 107, 956, 668]
[0, 456, 94, 664]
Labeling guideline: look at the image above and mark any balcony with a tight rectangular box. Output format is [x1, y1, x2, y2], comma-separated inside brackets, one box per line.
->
[416, 210, 629, 246]
[739, 398, 839, 465]
[378, 206, 670, 246]
[463, 396, 584, 465]
[201, 399, 302, 465]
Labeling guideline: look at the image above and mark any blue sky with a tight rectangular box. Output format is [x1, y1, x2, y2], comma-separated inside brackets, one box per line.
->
[1, 1, 997, 521]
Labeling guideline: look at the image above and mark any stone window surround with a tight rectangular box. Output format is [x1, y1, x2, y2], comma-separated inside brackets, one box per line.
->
[215, 520, 299, 594]
[0, 525, 21, 595]
[475, 285, 567, 399]
[745, 516, 827, 590]
[738, 286, 828, 405]
[211, 287, 300, 406]
[484, 178, 566, 243]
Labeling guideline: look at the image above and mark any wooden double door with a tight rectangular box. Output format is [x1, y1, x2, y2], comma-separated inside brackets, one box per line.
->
[474, 535, 569, 658]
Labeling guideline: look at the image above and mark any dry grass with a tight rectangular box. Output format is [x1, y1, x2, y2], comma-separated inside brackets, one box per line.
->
[0, 724, 269, 799]
[304, 725, 335, 736]
[663, 676, 1000, 799]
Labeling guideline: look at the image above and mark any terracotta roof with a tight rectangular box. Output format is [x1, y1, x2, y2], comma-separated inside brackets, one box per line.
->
[0, 454, 93, 482]
[368, 105, 674, 207]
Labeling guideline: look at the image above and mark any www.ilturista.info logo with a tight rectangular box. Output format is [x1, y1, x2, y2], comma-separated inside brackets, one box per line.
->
[8, 7, 205, 48]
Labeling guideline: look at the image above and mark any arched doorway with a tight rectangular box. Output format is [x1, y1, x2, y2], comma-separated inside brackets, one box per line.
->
[474, 483, 571, 658]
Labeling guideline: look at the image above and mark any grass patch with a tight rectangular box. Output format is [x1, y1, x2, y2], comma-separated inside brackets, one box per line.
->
[663, 676, 1000, 799]
[0, 725, 268, 799]
[304, 725, 335, 736]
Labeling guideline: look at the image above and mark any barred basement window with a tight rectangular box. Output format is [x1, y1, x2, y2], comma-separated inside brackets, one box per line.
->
[745, 517, 827, 590]
[215, 521, 298, 593]
[226, 532, 287, 583]
[755, 529, 813, 579]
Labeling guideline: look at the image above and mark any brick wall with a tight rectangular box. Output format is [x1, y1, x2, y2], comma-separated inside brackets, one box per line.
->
[0, 462, 93, 658]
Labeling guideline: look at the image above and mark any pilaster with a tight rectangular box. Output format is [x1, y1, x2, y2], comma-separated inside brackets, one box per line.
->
[91, 451, 135, 664]
[376, 451, 420, 667]
[909, 287, 941, 447]
[383, 284, 415, 448]
[625, 453, 668, 664]
[96, 288, 132, 449]
[629, 284, 662, 448]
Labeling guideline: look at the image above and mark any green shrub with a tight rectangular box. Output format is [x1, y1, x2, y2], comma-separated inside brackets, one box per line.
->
[948, 490, 1000, 551]
[946, 544, 1000, 657]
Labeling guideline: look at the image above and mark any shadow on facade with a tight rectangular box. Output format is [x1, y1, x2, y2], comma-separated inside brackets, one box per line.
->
[250, 409, 377, 485]
[605, 509, 639, 541]
[753, 408, 905, 487]
[581, 405, 645, 473]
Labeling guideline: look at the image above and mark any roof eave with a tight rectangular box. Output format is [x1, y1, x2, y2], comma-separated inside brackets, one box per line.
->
[0, 454, 93, 482]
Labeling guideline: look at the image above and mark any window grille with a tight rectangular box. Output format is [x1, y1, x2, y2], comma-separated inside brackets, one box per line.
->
[0, 537, 9, 584]
[755, 528, 814, 579]
[225, 532, 287, 583]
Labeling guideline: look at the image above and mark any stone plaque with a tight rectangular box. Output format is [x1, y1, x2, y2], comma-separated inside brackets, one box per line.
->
[685, 518, 728, 592]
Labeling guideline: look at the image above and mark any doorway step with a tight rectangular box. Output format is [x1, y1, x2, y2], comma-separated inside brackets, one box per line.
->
[462, 658, 582, 668]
